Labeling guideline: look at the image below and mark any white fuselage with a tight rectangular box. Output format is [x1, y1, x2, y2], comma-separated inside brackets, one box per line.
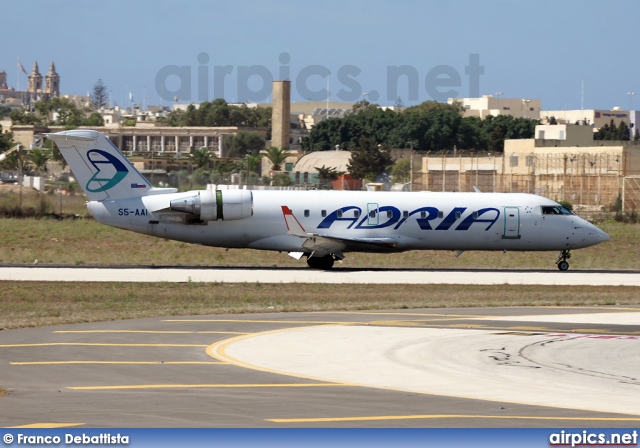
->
[87, 190, 609, 254]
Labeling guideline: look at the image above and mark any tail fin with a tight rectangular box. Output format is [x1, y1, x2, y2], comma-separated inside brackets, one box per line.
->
[46, 130, 167, 201]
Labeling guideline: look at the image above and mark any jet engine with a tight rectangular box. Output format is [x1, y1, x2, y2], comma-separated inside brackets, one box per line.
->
[169, 189, 253, 221]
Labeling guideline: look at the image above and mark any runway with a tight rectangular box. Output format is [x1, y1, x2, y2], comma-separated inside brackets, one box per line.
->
[1, 266, 640, 285]
[1, 306, 640, 427]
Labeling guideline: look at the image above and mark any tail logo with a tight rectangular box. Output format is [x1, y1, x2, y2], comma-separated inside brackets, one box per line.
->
[86, 149, 129, 193]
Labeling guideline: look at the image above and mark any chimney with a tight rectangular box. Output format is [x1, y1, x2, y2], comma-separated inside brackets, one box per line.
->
[271, 80, 291, 150]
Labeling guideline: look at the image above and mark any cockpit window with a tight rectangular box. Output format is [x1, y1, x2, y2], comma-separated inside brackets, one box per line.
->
[542, 205, 574, 215]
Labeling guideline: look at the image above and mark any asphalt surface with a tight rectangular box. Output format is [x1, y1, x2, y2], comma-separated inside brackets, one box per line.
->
[1, 266, 640, 285]
[1, 306, 640, 428]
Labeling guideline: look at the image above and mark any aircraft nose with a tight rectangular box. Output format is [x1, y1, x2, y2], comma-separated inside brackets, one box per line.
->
[585, 223, 609, 245]
[597, 228, 610, 242]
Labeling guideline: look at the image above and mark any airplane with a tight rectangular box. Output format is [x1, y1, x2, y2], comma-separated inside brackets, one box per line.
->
[46, 129, 610, 271]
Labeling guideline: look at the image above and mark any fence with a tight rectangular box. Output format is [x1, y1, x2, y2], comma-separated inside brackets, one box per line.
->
[420, 152, 631, 211]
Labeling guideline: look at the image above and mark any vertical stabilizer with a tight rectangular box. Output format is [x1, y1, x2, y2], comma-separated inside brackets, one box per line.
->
[47, 130, 155, 201]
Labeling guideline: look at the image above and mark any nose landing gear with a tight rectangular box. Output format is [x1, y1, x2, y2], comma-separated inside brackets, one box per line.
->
[556, 250, 572, 271]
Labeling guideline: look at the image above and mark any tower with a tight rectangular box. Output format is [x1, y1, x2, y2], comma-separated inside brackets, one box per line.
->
[27, 61, 42, 93]
[0, 70, 7, 89]
[271, 80, 291, 150]
[45, 61, 60, 96]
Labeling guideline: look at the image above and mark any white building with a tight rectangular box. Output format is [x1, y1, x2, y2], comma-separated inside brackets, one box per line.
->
[448, 95, 541, 119]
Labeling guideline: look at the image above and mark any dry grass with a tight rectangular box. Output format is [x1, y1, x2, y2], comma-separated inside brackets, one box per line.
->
[1, 281, 638, 330]
[0, 216, 638, 330]
[0, 185, 89, 217]
[0, 218, 638, 270]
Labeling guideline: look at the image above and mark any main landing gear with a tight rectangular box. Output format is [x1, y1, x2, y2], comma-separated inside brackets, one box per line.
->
[556, 250, 572, 271]
[306, 254, 335, 270]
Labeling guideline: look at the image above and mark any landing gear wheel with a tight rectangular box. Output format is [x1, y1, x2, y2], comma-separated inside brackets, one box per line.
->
[307, 255, 335, 270]
[555, 250, 572, 271]
[557, 260, 569, 271]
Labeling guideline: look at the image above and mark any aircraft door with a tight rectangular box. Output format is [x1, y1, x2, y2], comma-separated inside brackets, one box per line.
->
[366, 203, 379, 226]
[503, 206, 521, 239]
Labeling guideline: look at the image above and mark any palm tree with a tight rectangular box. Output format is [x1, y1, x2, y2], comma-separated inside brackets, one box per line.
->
[238, 154, 262, 186]
[189, 147, 214, 169]
[263, 146, 291, 172]
[28, 148, 51, 175]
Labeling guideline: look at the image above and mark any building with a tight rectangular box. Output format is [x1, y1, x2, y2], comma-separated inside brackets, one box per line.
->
[0, 60, 60, 105]
[448, 95, 541, 119]
[289, 150, 360, 190]
[420, 124, 640, 211]
[11, 124, 266, 159]
[541, 108, 633, 131]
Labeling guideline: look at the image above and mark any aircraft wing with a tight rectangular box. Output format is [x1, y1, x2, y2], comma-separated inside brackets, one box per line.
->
[281, 206, 398, 257]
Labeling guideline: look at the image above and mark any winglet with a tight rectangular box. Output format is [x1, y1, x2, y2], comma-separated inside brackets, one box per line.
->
[281, 206, 306, 235]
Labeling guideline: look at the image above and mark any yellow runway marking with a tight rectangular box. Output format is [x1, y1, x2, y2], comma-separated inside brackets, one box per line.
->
[8, 423, 85, 428]
[334, 311, 489, 318]
[11, 361, 225, 365]
[269, 414, 640, 423]
[68, 383, 351, 390]
[53, 330, 250, 335]
[0, 343, 208, 348]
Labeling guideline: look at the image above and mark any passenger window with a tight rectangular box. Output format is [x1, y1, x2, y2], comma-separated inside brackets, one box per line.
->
[438, 211, 444, 219]
[455, 211, 461, 219]
[337, 210, 343, 218]
[321, 210, 327, 217]
[420, 211, 426, 218]
[473, 211, 478, 219]
[387, 210, 392, 218]
[304, 210, 309, 218]
[403, 211, 409, 219]
[369, 210, 376, 218]
[354, 210, 360, 218]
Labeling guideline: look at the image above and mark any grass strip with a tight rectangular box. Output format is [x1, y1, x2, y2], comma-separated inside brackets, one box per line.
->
[1, 281, 638, 329]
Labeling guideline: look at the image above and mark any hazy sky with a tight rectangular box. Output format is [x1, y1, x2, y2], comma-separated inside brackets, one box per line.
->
[2, 0, 638, 110]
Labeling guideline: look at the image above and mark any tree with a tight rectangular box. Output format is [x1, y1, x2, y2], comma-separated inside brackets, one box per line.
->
[84, 112, 105, 127]
[617, 121, 631, 141]
[263, 146, 291, 171]
[224, 131, 265, 157]
[1, 148, 31, 174]
[189, 147, 214, 169]
[594, 119, 630, 141]
[302, 99, 539, 154]
[271, 173, 292, 186]
[91, 79, 108, 108]
[10, 109, 43, 125]
[315, 165, 343, 188]
[391, 159, 411, 183]
[237, 154, 262, 186]
[46, 138, 67, 169]
[0, 124, 15, 153]
[165, 99, 272, 130]
[346, 136, 393, 181]
[28, 148, 51, 175]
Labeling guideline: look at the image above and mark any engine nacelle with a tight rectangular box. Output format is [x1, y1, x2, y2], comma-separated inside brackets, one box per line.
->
[169, 189, 253, 221]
